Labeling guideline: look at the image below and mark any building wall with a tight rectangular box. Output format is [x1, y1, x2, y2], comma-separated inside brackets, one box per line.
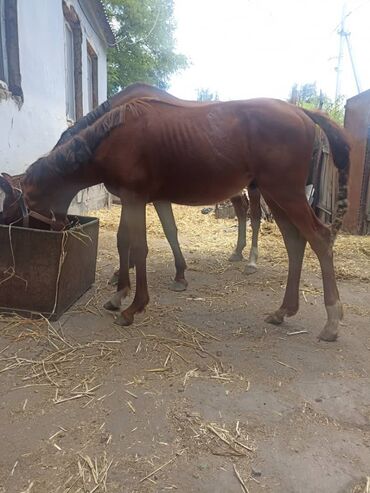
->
[343, 90, 370, 233]
[0, 0, 110, 213]
[0, 0, 66, 174]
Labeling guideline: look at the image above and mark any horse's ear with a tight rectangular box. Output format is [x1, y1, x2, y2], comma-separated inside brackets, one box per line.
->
[0, 175, 14, 195]
[1, 173, 15, 185]
[2, 172, 21, 190]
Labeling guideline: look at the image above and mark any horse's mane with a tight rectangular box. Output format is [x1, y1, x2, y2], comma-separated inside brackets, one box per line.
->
[54, 100, 112, 148]
[24, 94, 214, 184]
[53, 83, 218, 153]
[25, 102, 139, 183]
[53, 83, 166, 148]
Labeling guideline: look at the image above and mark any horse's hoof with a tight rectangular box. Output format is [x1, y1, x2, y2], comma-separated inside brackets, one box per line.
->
[114, 313, 133, 326]
[103, 300, 119, 311]
[318, 327, 338, 342]
[244, 264, 257, 275]
[265, 311, 284, 325]
[169, 279, 188, 292]
[229, 252, 244, 262]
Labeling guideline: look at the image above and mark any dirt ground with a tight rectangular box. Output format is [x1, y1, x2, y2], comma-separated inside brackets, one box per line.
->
[0, 204, 369, 493]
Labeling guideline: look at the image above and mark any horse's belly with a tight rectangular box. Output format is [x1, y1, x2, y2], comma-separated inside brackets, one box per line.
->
[158, 166, 250, 206]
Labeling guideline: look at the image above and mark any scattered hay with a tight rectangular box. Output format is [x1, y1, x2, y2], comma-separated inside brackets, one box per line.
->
[0, 315, 122, 405]
[351, 477, 370, 493]
[170, 409, 256, 459]
[233, 463, 250, 493]
[62, 451, 114, 493]
[139, 449, 185, 484]
[344, 303, 370, 318]
[91, 204, 370, 282]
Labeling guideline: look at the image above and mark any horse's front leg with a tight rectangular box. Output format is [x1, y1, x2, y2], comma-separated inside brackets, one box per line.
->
[104, 205, 131, 310]
[115, 198, 149, 326]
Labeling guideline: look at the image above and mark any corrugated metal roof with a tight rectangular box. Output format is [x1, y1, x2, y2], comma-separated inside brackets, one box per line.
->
[83, 0, 116, 46]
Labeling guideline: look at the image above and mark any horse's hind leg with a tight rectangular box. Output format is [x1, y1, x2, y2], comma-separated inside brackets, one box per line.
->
[229, 193, 248, 262]
[264, 192, 342, 341]
[153, 200, 188, 292]
[263, 199, 307, 325]
[244, 187, 262, 275]
[104, 205, 132, 310]
[108, 268, 120, 286]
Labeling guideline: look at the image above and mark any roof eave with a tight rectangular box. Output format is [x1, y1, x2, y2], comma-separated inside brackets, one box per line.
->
[80, 0, 116, 47]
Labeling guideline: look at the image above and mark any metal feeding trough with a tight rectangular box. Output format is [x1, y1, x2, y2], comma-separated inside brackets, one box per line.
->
[0, 216, 99, 320]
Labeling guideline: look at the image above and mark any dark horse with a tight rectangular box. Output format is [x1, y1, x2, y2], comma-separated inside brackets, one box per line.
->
[21, 97, 350, 341]
[0, 174, 27, 225]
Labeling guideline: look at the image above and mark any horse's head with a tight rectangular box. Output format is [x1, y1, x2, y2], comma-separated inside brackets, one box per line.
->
[0, 174, 27, 225]
[20, 168, 71, 231]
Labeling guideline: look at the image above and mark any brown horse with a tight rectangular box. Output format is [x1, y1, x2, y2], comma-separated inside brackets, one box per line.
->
[2, 85, 264, 288]
[56, 83, 265, 286]
[110, 85, 264, 276]
[21, 97, 350, 341]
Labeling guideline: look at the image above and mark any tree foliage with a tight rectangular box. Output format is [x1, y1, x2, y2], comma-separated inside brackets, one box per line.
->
[102, 0, 189, 96]
[290, 83, 345, 125]
[197, 88, 219, 102]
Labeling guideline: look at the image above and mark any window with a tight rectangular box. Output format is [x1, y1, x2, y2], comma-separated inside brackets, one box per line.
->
[0, 0, 22, 100]
[63, 1, 82, 121]
[87, 42, 98, 112]
[0, 0, 8, 84]
[64, 21, 76, 120]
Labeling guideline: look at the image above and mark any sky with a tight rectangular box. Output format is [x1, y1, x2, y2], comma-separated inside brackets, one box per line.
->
[169, 0, 370, 102]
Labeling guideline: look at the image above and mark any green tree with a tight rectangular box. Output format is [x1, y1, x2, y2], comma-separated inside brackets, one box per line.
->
[197, 88, 219, 102]
[290, 83, 345, 125]
[102, 0, 189, 96]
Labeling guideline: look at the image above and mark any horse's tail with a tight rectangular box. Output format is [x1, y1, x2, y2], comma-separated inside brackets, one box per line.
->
[302, 108, 351, 239]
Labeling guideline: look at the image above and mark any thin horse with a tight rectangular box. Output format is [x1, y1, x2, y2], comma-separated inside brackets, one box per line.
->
[21, 97, 350, 341]
[4, 84, 264, 289]
[56, 83, 264, 283]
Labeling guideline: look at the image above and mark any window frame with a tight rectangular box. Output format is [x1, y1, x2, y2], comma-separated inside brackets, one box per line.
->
[0, 0, 23, 100]
[86, 40, 98, 112]
[0, 0, 8, 84]
[64, 20, 76, 121]
[62, 1, 82, 121]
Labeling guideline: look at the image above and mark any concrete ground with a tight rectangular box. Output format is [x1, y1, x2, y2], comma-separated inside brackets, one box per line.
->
[0, 205, 369, 493]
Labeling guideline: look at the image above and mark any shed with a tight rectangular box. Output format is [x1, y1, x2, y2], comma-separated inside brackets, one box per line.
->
[343, 90, 370, 235]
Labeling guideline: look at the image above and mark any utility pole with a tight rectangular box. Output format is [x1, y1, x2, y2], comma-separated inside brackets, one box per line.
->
[344, 29, 362, 94]
[335, 2, 362, 99]
[335, 3, 347, 100]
